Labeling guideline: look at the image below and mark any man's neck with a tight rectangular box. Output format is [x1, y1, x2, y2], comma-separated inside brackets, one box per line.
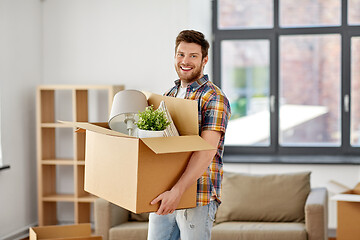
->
[180, 81, 191, 88]
[180, 74, 204, 88]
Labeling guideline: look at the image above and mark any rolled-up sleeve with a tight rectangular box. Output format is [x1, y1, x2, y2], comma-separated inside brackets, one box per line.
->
[201, 94, 231, 134]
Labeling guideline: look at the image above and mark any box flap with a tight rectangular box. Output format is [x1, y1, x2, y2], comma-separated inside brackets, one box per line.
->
[142, 91, 199, 136]
[354, 182, 360, 194]
[327, 180, 351, 194]
[46, 237, 102, 240]
[30, 224, 91, 239]
[331, 193, 360, 202]
[74, 122, 109, 133]
[59, 120, 135, 138]
[140, 135, 216, 154]
[29, 228, 37, 240]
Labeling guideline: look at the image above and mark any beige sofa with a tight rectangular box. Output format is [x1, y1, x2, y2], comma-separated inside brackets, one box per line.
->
[94, 172, 328, 240]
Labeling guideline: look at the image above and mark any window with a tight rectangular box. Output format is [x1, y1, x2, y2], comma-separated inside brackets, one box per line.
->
[218, 0, 274, 29]
[222, 40, 271, 146]
[349, 0, 360, 25]
[279, 34, 341, 146]
[351, 37, 360, 146]
[213, 0, 360, 156]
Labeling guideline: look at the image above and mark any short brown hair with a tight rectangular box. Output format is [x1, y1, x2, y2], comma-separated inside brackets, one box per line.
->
[175, 30, 210, 59]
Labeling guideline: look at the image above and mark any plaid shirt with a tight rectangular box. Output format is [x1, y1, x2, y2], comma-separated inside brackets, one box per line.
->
[164, 75, 231, 206]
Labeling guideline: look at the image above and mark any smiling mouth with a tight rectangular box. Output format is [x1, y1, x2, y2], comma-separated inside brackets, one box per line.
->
[180, 66, 192, 71]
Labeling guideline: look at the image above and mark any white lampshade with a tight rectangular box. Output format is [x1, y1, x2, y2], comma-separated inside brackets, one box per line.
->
[108, 90, 148, 134]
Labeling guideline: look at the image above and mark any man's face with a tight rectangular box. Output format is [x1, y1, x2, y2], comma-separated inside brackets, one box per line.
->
[174, 42, 208, 84]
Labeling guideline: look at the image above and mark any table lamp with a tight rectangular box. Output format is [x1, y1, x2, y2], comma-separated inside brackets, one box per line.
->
[108, 90, 148, 136]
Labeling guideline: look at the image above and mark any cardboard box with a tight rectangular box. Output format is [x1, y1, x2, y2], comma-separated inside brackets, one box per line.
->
[29, 224, 101, 240]
[61, 92, 215, 214]
[330, 181, 360, 240]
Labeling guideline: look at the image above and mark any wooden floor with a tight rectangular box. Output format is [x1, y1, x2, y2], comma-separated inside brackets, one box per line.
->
[21, 237, 337, 240]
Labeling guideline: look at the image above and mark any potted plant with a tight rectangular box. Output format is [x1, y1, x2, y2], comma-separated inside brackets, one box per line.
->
[136, 105, 171, 138]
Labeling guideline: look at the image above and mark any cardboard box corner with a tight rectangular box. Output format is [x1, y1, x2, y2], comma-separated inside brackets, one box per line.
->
[330, 181, 360, 240]
[29, 224, 102, 240]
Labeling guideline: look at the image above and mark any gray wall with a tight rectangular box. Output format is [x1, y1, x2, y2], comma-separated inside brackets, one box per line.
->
[0, 0, 42, 237]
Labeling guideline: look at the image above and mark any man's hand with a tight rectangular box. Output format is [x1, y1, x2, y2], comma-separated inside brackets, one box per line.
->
[151, 188, 182, 215]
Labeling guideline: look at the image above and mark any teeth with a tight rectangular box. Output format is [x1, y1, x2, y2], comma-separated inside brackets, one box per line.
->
[181, 67, 192, 70]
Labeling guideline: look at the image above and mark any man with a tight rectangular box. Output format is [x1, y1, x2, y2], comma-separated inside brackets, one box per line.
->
[147, 30, 231, 240]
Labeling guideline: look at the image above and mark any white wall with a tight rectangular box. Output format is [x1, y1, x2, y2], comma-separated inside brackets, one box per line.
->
[42, 0, 212, 94]
[0, 0, 42, 238]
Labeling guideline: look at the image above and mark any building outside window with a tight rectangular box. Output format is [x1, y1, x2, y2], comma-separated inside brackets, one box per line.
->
[213, 0, 360, 157]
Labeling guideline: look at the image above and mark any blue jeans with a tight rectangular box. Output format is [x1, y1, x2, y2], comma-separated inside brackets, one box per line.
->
[147, 201, 218, 240]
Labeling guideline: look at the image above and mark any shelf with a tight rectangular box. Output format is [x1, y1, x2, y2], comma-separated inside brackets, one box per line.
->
[41, 123, 74, 128]
[41, 159, 74, 165]
[43, 194, 75, 202]
[42, 194, 97, 203]
[38, 85, 123, 90]
[77, 195, 98, 202]
[37, 85, 125, 226]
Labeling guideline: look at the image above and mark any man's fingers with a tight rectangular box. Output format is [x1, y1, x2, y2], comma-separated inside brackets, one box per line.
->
[151, 194, 163, 205]
[156, 205, 165, 215]
[152, 191, 178, 215]
[156, 206, 175, 215]
[156, 202, 172, 215]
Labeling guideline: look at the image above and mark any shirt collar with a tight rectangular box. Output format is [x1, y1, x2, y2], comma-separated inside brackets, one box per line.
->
[174, 74, 209, 91]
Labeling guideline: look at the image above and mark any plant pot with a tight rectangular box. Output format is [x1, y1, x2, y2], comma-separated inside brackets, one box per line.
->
[137, 129, 164, 138]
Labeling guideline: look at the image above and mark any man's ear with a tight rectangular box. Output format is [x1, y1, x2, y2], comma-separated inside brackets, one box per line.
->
[202, 55, 209, 66]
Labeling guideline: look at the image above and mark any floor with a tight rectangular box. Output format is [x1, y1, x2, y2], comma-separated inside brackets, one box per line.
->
[22, 229, 338, 240]
[21, 237, 337, 240]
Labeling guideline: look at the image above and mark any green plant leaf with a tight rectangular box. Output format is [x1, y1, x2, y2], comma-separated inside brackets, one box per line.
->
[136, 105, 171, 131]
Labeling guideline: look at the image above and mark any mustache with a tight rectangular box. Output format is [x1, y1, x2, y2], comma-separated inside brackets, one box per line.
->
[179, 64, 194, 68]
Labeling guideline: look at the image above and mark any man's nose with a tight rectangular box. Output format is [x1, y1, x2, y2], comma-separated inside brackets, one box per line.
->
[181, 55, 190, 65]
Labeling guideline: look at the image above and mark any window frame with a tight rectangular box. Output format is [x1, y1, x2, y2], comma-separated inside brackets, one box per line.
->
[213, 0, 360, 156]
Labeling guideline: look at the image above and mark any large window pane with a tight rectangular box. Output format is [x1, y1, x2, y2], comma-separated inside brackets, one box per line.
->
[218, 0, 273, 29]
[351, 37, 360, 146]
[221, 40, 270, 146]
[280, 35, 341, 146]
[280, 0, 341, 27]
[349, 0, 360, 25]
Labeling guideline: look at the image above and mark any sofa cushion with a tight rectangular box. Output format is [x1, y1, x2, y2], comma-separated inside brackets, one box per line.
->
[215, 172, 311, 223]
[129, 212, 150, 222]
[211, 222, 307, 240]
[110, 222, 148, 240]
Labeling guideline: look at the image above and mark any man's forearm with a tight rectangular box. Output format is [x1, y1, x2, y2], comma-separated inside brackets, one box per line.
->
[171, 149, 216, 195]
[171, 130, 221, 196]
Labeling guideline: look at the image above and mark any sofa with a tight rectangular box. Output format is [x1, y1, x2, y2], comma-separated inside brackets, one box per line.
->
[94, 171, 328, 240]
